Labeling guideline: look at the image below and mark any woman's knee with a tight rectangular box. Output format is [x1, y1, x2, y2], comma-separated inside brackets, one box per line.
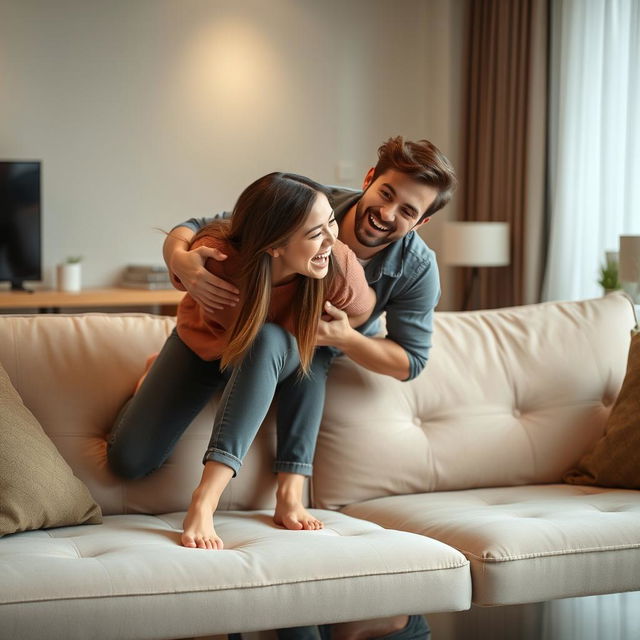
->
[107, 438, 161, 480]
[107, 412, 163, 480]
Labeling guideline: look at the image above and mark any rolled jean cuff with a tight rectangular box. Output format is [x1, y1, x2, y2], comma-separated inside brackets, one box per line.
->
[203, 447, 242, 476]
[272, 460, 313, 476]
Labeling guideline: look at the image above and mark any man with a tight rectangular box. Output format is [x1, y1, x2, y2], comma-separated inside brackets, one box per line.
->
[163, 136, 457, 640]
[166, 136, 455, 381]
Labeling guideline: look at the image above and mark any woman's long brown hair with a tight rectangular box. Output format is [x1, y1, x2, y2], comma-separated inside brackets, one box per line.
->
[192, 172, 336, 374]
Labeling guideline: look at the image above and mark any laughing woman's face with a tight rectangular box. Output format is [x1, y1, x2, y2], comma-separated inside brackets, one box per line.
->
[269, 193, 338, 285]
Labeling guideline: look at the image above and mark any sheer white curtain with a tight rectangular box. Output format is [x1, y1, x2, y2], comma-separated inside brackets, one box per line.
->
[543, 0, 640, 301]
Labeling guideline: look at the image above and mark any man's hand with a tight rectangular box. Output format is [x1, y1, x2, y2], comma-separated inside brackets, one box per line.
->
[170, 246, 239, 313]
[317, 300, 411, 381]
[316, 301, 355, 349]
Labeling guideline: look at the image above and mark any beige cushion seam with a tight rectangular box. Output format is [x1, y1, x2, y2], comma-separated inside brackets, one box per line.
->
[462, 542, 640, 563]
[1, 563, 470, 605]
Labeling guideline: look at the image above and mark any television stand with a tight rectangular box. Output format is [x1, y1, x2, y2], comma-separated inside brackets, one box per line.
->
[0, 287, 185, 315]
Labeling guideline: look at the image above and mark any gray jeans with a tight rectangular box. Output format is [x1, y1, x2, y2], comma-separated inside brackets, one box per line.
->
[107, 324, 334, 479]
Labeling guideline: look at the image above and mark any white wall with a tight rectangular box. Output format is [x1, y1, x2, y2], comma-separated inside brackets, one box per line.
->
[0, 0, 464, 301]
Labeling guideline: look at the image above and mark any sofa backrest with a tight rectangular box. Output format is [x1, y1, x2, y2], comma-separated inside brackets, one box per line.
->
[2, 294, 636, 517]
[312, 293, 637, 509]
[0, 313, 284, 516]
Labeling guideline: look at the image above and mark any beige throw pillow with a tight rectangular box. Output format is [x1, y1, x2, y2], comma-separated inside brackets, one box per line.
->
[0, 361, 102, 536]
[564, 330, 640, 489]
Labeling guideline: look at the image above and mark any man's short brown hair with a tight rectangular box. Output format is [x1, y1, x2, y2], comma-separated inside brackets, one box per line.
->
[372, 136, 457, 220]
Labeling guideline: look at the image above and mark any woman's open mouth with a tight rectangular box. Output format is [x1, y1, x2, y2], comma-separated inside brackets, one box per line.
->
[311, 249, 332, 266]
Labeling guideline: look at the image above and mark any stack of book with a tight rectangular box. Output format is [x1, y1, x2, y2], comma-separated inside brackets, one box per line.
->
[120, 265, 173, 289]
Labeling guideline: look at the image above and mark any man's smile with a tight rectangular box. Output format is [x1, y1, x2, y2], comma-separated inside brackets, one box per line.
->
[367, 211, 393, 233]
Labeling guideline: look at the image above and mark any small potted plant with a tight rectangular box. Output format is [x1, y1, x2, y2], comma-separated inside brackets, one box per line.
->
[598, 258, 621, 295]
[57, 256, 83, 292]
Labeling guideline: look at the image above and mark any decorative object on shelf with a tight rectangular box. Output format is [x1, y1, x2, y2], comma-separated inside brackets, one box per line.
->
[443, 221, 510, 310]
[120, 264, 173, 290]
[57, 256, 83, 293]
[619, 235, 640, 303]
[598, 251, 621, 295]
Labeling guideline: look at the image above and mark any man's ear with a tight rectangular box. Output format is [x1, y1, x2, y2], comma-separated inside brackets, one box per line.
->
[415, 216, 431, 229]
[362, 168, 375, 190]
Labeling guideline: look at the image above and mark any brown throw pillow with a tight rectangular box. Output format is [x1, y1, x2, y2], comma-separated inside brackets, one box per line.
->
[564, 329, 640, 489]
[0, 360, 102, 536]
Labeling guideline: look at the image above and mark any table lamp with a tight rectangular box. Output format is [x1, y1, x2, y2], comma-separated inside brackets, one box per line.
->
[443, 221, 510, 310]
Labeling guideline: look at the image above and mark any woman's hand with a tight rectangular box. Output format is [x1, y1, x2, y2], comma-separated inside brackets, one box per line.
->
[170, 246, 240, 313]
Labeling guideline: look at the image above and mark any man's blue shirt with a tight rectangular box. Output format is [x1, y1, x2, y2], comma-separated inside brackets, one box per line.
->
[176, 185, 441, 380]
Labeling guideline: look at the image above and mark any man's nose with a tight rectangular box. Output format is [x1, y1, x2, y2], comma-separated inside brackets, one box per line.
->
[379, 205, 396, 221]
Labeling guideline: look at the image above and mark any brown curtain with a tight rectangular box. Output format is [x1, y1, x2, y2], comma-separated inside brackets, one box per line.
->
[458, 0, 548, 310]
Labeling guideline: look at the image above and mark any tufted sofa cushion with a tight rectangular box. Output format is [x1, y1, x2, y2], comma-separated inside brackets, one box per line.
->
[313, 293, 636, 510]
[342, 484, 640, 604]
[0, 509, 470, 640]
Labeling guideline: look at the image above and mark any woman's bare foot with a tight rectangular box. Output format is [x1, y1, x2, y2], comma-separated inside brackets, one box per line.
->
[274, 498, 324, 530]
[181, 499, 223, 549]
[274, 472, 324, 531]
[181, 461, 234, 550]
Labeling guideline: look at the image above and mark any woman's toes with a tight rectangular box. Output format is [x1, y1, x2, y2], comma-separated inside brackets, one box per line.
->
[181, 534, 197, 548]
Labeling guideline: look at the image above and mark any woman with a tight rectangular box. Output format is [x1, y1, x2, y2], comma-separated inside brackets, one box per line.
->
[108, 172, 374, 550]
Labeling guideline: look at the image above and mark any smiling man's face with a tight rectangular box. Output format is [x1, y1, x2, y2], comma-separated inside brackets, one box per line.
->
[352, 169, 437, 252]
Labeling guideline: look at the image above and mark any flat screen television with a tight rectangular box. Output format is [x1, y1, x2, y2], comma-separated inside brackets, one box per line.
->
[0, 161, 42, 291]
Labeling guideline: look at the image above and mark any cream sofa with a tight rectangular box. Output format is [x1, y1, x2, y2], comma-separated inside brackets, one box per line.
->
[1, 292, 639, 640]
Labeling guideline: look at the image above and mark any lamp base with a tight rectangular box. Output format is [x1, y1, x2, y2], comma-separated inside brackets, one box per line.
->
[461, 266, 480, 311]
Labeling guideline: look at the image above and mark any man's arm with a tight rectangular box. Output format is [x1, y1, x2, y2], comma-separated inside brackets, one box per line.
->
[317, 302, 411, 380]
[317, 253, 440, 381]
[163, 219, 239, 312]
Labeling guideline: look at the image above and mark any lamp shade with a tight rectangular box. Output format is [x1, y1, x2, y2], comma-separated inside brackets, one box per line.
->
[619, 235, 640, 282]
[443, 222, 510, 267]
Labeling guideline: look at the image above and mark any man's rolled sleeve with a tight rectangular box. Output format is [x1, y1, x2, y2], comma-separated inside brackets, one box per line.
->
[172, 212, 230, 234]
[384, 257, 440, 381]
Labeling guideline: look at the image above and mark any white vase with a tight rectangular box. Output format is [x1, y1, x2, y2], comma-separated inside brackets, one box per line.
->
[57, 263, 82, 292]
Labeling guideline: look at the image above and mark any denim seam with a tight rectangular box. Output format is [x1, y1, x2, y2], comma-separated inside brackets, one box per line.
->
[210, 366, 239, 452]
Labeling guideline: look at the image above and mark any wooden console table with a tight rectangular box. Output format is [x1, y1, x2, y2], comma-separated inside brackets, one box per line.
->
[0, 288, 185, 315]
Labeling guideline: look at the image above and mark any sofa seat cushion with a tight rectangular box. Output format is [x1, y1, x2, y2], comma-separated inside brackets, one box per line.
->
[342, 484, 640, 606]
[0, 509, 470, 640]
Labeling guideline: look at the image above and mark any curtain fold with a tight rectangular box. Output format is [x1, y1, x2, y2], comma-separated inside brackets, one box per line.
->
[543, 0, 640, 302]
[459, 0, 548, 310]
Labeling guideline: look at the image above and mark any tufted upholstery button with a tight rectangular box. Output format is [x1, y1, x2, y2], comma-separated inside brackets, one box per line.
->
[513, 408, 521, 418]
[413, 417, 422, 427]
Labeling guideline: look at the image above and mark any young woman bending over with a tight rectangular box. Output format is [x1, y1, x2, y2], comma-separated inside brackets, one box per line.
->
[108, 172, 374, 549]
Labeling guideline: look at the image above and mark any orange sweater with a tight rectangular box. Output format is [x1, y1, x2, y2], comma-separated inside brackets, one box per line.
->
[177, 234, 370, 361]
